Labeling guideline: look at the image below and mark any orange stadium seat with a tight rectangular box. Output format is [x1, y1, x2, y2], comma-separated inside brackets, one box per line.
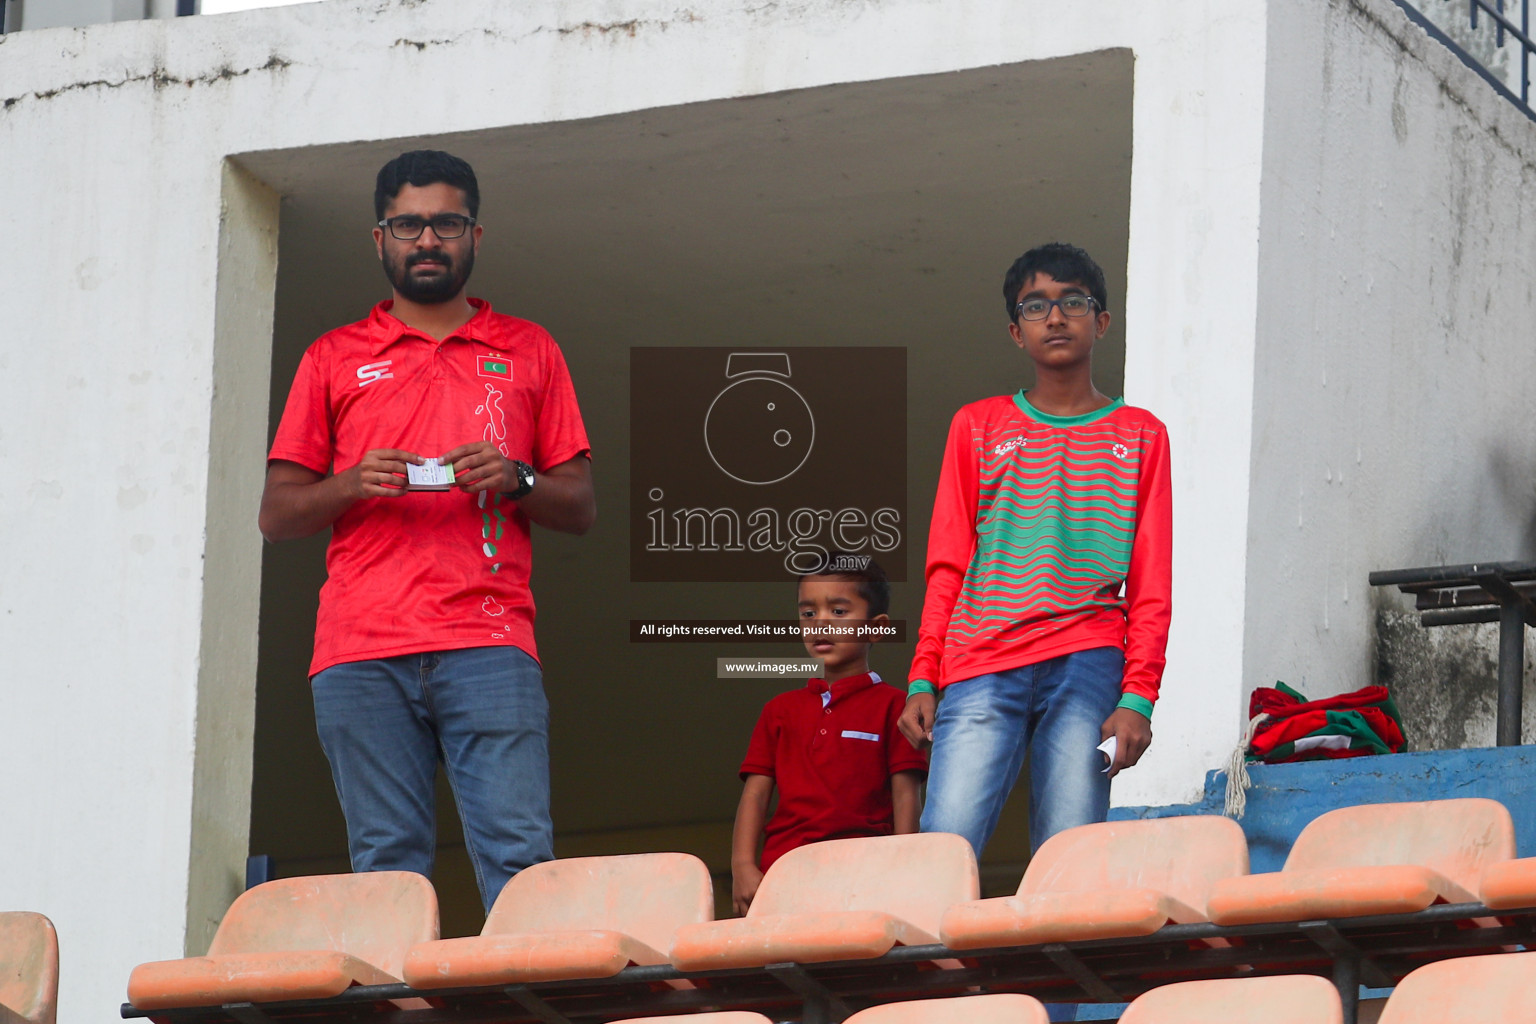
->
[0, 912, 59, 1024]
[1118, 975, 1343, 1023]
[669, 833, 978, 971]
[843, 993, 1050, 1022]
[608, 1015, 773, 1024]
[127, 872, 438, 1010]
[1479, 856, 1536, 910]
[1205, 798, 1514, 926]
[402, 853, 712, 988]
[1376, 950, 1536, 1023]
[941, 816, 1248, 949]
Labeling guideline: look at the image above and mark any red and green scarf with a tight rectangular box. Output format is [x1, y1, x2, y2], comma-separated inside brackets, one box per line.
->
[1246, 681, 1406, 763]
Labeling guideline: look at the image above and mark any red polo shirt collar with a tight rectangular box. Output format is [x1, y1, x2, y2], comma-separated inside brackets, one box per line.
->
[366, 297, 511, 356]
[808, 671, 881, 705]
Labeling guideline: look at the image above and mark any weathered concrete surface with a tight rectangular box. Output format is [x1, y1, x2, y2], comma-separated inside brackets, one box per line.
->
[0, 0, 1533, 1017]
[1376, 607, 1536, 750]
[1245, 0, 1536, 727]
[0, 2, 1268, 1017]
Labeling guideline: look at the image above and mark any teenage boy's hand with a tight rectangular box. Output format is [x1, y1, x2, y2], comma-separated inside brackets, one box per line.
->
[732, 863, 764, 917]
[898, 693, 938, 750]
[1100, 707, 1152, 778]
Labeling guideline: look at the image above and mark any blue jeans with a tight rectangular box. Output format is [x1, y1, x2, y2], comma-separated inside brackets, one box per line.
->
[311, 646, 552, 912]
[921, 646, 1125, 858]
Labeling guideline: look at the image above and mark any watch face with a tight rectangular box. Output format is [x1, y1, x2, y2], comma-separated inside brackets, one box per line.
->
[703, 376, 815, 485]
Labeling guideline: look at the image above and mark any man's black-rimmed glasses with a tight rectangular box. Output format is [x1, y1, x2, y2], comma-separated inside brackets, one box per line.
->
[378, 214, 476, 240]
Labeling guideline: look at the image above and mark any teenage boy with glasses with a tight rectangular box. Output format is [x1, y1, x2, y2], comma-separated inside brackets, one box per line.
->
[898, 242, 1172, 861]
[260, 150, 595, 913]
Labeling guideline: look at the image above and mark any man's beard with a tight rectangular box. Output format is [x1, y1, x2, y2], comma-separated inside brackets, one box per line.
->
[384, 245, 475, 304]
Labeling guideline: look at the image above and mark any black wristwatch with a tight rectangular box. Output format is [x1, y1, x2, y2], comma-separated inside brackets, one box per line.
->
[507, 459, 536, 499]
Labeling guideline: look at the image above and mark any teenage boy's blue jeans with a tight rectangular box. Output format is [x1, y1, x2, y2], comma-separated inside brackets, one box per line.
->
[920, 646, 1126, 858]
[311, 646, 553, 913]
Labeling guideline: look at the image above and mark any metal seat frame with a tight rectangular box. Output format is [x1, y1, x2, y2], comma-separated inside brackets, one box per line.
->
[122, 898, 1536, 1024]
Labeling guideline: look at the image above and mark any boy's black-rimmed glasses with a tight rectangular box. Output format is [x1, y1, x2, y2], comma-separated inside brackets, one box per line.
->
[1015, 295, 1099, 321]
[377, 214, 476, 240]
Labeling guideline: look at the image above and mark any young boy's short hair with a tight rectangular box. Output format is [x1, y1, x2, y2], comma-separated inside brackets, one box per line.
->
[1002, 242, 1110, 319]
[799, 552, 890, 618]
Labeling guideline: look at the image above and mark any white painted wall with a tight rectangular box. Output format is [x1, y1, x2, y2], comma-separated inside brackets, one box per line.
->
[9, 0, 182, 30]
[201, 0, 316, 13]
[9, 0, 1518, 1017]
[1245, 0, 1536, 719]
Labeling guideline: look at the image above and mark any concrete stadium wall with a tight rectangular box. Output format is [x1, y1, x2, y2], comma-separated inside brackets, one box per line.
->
[1246, 0, 1536, 730]
[11, 0, 1519, 1016]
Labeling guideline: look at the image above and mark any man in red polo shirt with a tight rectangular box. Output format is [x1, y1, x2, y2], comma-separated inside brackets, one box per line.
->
[259, 151, 595, 912]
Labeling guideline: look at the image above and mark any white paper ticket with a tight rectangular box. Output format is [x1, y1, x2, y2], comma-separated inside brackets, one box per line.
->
[1097, 736, 1118, 773]
[407, 458, 455, 490]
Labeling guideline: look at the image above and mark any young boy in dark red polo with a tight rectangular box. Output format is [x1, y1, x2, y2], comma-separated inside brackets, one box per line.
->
[731, 556, 928, 915]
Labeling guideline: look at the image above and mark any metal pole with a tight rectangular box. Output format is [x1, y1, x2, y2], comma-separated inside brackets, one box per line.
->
[1498, 600, 1525, 746]
[1525, 0, 1531, 105]
[801, 994, 831, 1024]
[1333, 955, 1359, 1024]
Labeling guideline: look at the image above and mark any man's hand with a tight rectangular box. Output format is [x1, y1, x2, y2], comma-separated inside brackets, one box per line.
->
[442, 441, 517, 494]
[437, 447, 596, 535]
[342, 448, 423, 499]
[1100, 706, 1152, 778]
[898, 692, 937, 750]
[732, 862, 764, 917]
[260, 452, 422, 543]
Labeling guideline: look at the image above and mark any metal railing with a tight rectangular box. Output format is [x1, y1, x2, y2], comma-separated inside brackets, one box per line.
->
[1394, 0, 1536, 120]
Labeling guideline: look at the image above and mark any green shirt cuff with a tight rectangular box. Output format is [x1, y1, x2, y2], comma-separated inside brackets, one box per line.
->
[1116, 693, 1154, 719]
[907, 680, 937, 698]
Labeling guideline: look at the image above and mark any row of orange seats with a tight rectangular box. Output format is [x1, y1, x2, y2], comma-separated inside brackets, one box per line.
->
[617, 963, 1536, 1023]
[119, 796, 1536, 1012]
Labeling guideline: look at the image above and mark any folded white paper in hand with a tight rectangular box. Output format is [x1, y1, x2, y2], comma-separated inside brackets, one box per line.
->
[1097, 736, 1118, 774]
[407, 458, 455, 490]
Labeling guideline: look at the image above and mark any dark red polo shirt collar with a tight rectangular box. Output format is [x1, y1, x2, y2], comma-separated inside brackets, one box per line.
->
[366, 297, 512, 356]
[808, 671, 881, 705]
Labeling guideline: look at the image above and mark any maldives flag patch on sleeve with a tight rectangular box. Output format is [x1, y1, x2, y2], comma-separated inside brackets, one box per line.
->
[477, 355, 512, 381]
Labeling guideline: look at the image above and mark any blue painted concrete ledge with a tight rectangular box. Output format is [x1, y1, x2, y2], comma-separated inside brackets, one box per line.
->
[1110, 745, 1536, 872]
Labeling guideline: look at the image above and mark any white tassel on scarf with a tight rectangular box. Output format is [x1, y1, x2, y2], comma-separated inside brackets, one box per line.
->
[1223, 712, 1269, 819]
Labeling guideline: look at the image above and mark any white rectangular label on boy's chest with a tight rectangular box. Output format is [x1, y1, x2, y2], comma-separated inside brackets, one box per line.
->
[841, 730, 880, 742]
[407, 458, 455, 490]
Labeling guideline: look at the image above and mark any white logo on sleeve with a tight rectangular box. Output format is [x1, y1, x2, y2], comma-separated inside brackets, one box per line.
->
[356, 360, 394, 387]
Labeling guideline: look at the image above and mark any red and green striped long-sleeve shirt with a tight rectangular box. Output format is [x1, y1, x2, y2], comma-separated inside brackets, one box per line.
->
[910, 393, 1172, 715]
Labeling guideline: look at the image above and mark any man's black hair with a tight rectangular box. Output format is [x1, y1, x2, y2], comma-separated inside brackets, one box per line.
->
[800, 552, 890, 618]
[374, 150, 480, 221]
[1002, 242, 1109, 321]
